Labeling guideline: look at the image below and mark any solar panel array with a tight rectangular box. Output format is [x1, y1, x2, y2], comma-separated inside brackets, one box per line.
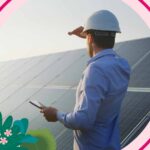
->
[0, 37, 150, 150]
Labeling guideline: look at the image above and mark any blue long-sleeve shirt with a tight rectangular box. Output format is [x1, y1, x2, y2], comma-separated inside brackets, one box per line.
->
[57, 48, 131, 150]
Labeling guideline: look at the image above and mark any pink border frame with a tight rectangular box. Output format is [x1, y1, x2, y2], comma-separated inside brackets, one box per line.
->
[0, 0, 12, 12]
[139, 138, 150, 150]
[139, 0, 150, 11]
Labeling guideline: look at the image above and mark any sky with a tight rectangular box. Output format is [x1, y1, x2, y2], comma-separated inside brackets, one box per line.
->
[0, 0, 150, 61]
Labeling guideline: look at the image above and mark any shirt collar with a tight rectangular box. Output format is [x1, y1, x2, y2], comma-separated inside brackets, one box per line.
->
[87, 48, 116, 65]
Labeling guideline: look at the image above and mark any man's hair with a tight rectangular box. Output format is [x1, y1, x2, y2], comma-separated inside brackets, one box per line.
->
[86, 30, 116, 49]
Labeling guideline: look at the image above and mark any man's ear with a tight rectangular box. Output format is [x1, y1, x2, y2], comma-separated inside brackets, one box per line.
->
[87, 34, 93, 44]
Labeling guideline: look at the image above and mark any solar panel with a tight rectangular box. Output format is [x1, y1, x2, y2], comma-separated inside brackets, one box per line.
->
[0, 55, 46, 89]
[129, 53, 150, 87]
[120, 92, 150, 141]
[0, 37, 150, 150]
[115, 38, 150, 66]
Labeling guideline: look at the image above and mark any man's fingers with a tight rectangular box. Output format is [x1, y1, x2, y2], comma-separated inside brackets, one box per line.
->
[40, 107, 47, 113]
[40, 109, 44, 113]
[68, 26, 84, 36]
[68, 32, 73, 35]
[40, 106, 47, 113]
[43, 113, 50, 122]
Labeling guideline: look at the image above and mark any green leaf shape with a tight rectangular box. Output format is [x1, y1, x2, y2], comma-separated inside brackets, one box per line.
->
[7, 133, 25, 146]
[22, 129, 56, 150]
[0, 112, 2, 133]
[21, 134, 38, 143]
[13, 119, 28, 134]
[10, 147, 28, 150]
[21, 119, 28, 134]
[14, 147, 28, 150]
[2, 115, 13, 131]
[0, 113, 39, 150]
[0, 144, 28, 150]
[11, 125, 21, 135]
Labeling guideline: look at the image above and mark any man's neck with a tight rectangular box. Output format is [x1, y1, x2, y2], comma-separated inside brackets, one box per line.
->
[93, 46, 103, 57]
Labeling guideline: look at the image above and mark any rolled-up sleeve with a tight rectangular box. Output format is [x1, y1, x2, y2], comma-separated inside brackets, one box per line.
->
[57, 64, 109, 130]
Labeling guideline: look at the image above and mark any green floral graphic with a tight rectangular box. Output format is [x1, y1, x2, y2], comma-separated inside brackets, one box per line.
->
[0, 112, 38, 150]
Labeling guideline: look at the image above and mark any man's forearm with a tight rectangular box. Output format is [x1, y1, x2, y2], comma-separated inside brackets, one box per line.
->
[57, 111, 93, 130]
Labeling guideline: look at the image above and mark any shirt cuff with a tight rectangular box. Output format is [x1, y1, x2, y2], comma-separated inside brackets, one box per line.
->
[57, 111, 66, 123]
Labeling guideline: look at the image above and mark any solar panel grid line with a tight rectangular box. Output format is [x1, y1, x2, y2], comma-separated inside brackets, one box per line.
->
[0, 53, 66, 93]
[7, 89, 68, 127]
[0, 60, 16, 70]
[10, 73, 78, 123]
[57, 140, 73, 149]
[0, 56, 40, 79]
[36, 86, 150, 93]
[8, 89, 75, 132]
[24, 53, 85, 85]
[0, 54, 61, 86]
[120, 94, 150, 140]
[0, 55, 47, 91]
[3, 84, 148, 93]
[2, 88, 66, 120]
[120, 93, 148, 119]
[27, 88, 74, 125]
[0, 53, 67, 104]
[121, 95, 146, 116]
[1, 67, 79, 120]
[0, 56, 66, 116]
[55, 128, 67, 140]
[29, 118, 66, 137]
[1, 41, 146, 92]
[28, 89, 75, 125]
[130, 93, 147, 108]
[120, 99, 134, 118]
[116, 39, 150, 67]
[121, 111, 150, 144]
[0, 51, 86, 118]
[48, 55, 88, 86]
[128, 87, 150, 92]
[26, 90, 76, 138]
[120, 105, 148, 128]
[0, 60, 19, 74]
[128, 51, 150, 87]
[12, 54, 64, 84]
[40, 122, 66, 137]
[121, 121, 150, 148]
[22, 54, 85, 101]
[56, 129, 73, 150]
[114, 42, 127, 52]
[0, 59, 33, 84]
[1, 54, 85, 119]
[40, 85, 76, 90]
[124, 107, 144, 127]
[131, 49, 150, 70]
[5, 85, 149, 93]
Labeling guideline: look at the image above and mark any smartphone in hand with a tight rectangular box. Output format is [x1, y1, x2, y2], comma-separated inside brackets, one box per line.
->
[29, 100, 44, 109]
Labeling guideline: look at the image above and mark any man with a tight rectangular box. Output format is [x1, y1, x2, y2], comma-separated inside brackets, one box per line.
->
[41, 10, 131, 150]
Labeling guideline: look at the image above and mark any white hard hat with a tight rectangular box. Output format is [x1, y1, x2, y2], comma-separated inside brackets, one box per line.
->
[83, 10, 121, 33]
